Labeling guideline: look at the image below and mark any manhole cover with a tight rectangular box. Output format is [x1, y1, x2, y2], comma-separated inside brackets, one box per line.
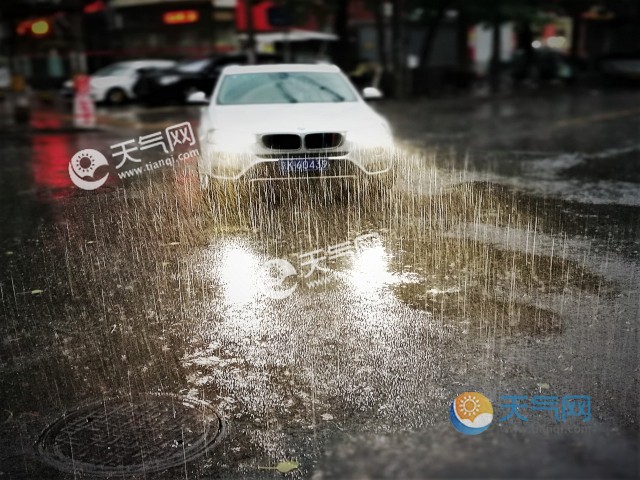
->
[37, 394, 225, 476]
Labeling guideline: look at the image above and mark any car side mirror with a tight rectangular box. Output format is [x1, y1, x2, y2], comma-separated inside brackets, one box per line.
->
[187, 91, 209, 105]
[362, 86, 383, 100]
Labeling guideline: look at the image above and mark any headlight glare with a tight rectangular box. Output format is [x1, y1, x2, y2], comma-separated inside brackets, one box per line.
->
[348, 127, 393, 148]
[207, 129, 256, 153]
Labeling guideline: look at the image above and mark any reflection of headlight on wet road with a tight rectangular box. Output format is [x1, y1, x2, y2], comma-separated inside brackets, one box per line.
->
[218, 244, 298, 304]
[206, 129, 256, 153]
[219, 244, 261, 304]
[348, 243, 390, 296]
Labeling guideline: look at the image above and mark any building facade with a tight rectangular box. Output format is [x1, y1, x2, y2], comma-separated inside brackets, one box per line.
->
[110, 0, 238, 59]
[0, 0, 239, 88]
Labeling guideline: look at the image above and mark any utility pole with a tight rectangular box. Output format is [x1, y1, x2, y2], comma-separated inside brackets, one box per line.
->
[69, 0, 87, 75]
[489, 16, 501, 93]
[2, 0, 32, 123]
[209, 0, 217, 54]
[245, 0, 256, 64]
[332, 0, 350, 71]
[391, 0, 405, 98]
[66, 0, 95, 128]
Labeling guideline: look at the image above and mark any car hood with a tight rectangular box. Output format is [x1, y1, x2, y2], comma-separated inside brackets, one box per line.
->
[208, 102, 388, 134]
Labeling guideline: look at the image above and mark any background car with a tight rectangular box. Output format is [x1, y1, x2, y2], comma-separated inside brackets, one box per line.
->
[133, 52, 282, 105]
[195, 63, 395, 189]
[61, 59, 176, 105]
[599, 51, 640, 85]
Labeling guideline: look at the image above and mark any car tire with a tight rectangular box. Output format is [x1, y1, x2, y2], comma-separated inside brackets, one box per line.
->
[105, 88, 127, 106]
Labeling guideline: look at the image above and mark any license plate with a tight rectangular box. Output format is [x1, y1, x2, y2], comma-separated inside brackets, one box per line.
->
[279, 158, 329, 174]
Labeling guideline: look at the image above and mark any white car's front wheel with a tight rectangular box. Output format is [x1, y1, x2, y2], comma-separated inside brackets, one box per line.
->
[105, 88, 127, 105]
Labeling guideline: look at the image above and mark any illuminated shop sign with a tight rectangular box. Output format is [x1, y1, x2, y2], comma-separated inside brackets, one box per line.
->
[163, 10, 199, 25]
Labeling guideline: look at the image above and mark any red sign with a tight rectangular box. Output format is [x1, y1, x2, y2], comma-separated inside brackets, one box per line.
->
[74, 74, 90, 96]
[163, 10, 199, 25]
[73, 91, 96, 129]
[235, 0, 317, 32]
[84, 0, 106, 14]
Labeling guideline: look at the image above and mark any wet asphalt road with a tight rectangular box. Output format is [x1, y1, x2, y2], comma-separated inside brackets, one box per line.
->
[0, 88, 638, 479]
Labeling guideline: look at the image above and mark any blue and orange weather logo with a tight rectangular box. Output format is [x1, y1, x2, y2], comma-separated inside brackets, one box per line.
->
[449, 392, 493, 435]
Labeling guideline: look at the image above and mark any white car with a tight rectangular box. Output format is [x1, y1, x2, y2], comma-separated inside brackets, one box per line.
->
[63, 60, 176, 104]
[195, 63, 396, 186]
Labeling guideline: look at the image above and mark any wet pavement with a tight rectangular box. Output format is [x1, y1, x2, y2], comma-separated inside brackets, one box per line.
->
[0, 88, 638, 479]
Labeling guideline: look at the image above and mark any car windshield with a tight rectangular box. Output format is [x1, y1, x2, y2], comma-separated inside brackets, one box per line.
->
[177, 59, 210, 73]
[93, 63, 132, 76]
[216, 72, 358, 105]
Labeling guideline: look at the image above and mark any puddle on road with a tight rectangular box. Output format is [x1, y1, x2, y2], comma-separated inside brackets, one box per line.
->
[0, 153, 631, 477]
[559, 146, 640, 183]
[392, 285, 560, 336]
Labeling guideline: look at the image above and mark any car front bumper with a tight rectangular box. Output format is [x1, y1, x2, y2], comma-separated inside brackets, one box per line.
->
[198, 147, 396, 183]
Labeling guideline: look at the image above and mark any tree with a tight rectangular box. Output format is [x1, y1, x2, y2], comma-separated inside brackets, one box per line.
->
[414, 0, 452, 79]
[332, 0, 351, 69]
[364, 0, 388, 72]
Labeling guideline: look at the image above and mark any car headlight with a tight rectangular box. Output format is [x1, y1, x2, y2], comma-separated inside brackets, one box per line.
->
[206, 129, 256, 153]
[348, 125, 394, 148]
[158, 75, 180, 86]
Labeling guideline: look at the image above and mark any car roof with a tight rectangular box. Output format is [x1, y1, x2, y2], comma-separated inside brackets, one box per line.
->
[221, 63, 341, 74]
[131, 59, 175, 66]
[104, 60, 173, 69]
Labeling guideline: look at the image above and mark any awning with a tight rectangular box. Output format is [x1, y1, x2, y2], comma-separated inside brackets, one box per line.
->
[111, 0, 232, 7]
[238, 29, 338, 43]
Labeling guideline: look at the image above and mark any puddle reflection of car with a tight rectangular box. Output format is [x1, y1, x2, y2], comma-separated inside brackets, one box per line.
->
[193, 64, 396, 194]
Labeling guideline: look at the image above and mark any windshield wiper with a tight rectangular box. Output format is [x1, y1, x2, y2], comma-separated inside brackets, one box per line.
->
[275, 81, 299, 103]
[296, 76, 346, 102]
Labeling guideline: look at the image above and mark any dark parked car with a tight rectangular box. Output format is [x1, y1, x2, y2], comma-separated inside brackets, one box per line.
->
[599, 51, 640, 85]
[133, 53, 283, 105]
[511, 48, 574, 84]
